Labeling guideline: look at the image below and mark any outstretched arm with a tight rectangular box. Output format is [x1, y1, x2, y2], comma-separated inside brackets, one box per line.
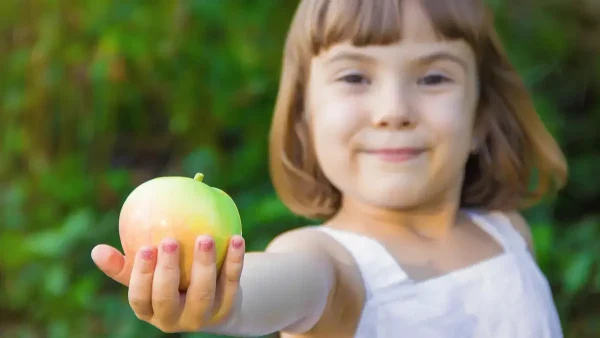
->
[92, 228, 336, 337]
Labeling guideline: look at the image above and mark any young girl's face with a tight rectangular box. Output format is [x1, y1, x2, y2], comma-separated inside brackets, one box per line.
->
[306, 0, 480, 210]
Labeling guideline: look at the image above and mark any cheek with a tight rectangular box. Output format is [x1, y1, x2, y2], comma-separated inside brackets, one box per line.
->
[310, 94, 365, 149]
[309, 94, 366, 185]
[420, 91, 475, 152]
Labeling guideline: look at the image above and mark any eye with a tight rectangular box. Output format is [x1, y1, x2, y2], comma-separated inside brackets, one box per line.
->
[417, 73, 452, 86]
[338, 72, 370, 85]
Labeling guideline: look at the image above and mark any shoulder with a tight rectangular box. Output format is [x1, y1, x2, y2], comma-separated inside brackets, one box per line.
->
[265, 226, 363, 282]
[265, 226, 331, 254]
[504, 211, 535, 254]
[265, 226, 362, 268]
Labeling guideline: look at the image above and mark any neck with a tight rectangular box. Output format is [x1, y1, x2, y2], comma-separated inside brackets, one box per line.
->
[330, 193, 463, 241]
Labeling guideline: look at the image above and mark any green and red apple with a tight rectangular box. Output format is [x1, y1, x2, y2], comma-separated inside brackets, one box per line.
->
[118, 173, 242, 291]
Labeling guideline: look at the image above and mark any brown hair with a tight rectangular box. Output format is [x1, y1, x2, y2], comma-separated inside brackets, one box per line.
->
[269, 0, 568, 220]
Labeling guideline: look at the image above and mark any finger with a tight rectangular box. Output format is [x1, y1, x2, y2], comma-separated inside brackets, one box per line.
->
[91, 244, 132, 286]
[210, 235, 245, 324]
[127, 246, 157, 320]
[180, 235, 217, 330]
[152, 238, 183, 325]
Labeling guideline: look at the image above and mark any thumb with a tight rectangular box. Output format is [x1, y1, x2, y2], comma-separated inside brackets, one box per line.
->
[91, 244, 131, 286]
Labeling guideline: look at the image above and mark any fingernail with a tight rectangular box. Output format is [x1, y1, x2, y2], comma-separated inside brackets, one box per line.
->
[200, 238, 214, 252]
[141, 247, 155, 260]
[232, 237, 244, 249]
[162, 240, 178, 253]
[196, 236, 213, 252]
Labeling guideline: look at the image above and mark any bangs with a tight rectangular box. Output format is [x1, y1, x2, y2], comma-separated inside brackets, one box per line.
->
[293, 0, 491, 56]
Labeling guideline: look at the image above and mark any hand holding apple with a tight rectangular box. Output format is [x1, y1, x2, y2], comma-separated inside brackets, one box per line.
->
[91, 173, 245, 332]
[118, 172, 243, 291]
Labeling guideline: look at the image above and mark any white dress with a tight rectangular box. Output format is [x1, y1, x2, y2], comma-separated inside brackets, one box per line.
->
[316, 209, 564, 338]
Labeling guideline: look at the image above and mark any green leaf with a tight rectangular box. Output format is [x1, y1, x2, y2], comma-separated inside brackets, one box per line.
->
[530, 222, 554, 271]
[0, 232, 29, 269]
[26, 229, 68, 258]
[563, 251, 594, 294]
[45, 264, 69, 297]
[182, 148, 219, 183]
[48, 319, 69, 338]
[25, 208, 94, 258]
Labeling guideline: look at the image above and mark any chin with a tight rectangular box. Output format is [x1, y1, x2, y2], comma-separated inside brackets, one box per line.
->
[359, 180, 433, 210]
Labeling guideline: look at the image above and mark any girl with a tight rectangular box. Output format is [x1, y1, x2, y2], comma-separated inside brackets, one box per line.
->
[91, 0, 568, 337]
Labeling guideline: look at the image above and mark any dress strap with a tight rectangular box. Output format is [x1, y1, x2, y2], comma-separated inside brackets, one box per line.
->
[315, 227, 409, 298]
[464, 209, 529, 253]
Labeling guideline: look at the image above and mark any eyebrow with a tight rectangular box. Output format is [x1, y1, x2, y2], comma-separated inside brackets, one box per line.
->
[324, 52, 377, 66]
[415, 51, 469, 71]
[324, 50, 469, 71]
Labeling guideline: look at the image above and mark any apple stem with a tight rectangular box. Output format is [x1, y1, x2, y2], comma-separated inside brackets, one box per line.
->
[194, 173, 204, 182]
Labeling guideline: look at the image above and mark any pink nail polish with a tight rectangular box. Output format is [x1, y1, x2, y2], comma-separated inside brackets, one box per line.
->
[201, 239, 214, 252]
[232, 237, 244, 249]
[163, 241, 178, 253]
[141, 248, 155, 260]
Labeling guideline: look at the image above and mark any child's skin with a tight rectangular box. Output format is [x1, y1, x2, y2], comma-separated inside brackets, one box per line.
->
[92, 0, 560, 337]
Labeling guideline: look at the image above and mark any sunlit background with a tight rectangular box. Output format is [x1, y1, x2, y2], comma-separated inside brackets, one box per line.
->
[1, 1, 599, 337]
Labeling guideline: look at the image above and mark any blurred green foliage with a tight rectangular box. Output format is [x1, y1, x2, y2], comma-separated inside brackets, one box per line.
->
[0, 1, 599, 337]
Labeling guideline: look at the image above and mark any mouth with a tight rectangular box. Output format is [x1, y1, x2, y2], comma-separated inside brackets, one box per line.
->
[363, 148, 426, 162]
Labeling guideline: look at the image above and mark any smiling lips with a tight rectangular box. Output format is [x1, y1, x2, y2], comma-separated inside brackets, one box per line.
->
[364, 148, 425, 162]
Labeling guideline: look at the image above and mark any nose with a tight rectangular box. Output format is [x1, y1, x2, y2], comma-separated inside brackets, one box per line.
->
[373, 113, 414, 129]
[371, 81, 416, 129]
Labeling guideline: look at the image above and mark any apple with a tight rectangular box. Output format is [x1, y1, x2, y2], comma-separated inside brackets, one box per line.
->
[118, 173, 242, 291]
